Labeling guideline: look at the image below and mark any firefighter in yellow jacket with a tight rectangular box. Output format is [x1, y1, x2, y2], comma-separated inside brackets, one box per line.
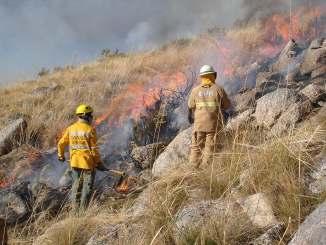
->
[58, 104, 101, 212]
[188, 65, 231, 168]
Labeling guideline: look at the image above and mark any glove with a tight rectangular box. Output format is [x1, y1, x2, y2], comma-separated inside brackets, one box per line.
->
[58, 156, 65, 162]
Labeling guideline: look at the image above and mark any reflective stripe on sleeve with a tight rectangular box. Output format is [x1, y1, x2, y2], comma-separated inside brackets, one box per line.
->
[196, 101, 217, 108]
[70, 144, 90, 150]
[70, 131, 90, 137]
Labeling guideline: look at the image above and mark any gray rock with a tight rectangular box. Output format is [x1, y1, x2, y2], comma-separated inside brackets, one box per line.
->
[255, 89, 312, 135]
[270, 101, 311, 136]
[152, 127, 192, 177]
[255, 72, 283, 94]
[30, 183, 67, 213]
[272, 39, 302, 73]
[226, 109, 254, 131]
[289, 201, 326, 245]
[255, 89, 299, 128]
[130, 142, 165, 169]
[309, 152, 326, 194]
[0, 190, 29, 225]
[87, 222, 143, 245]
[300, 84, 325, 103]
[300, 38, 326, 75]
[237, 193, 278, 229]
[0, 118, 27, 156]
[250, 223, 284, 245]
[174, 199, 237, 236]
[232, 90, 257, 113]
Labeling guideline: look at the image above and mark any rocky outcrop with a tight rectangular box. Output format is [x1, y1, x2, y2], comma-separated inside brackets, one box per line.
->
[254, 89, 312, 135]
[300, 83, 325, 104]
[289, 201, 326, 245]
[130, 142, 165, 169]
[0, 118, 27, 156]
[300, 38, 326, 76]
[152, 127, 192, 177]
[309, 152, 326, 194]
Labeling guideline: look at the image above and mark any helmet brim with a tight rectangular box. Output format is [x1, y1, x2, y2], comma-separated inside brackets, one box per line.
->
[199, 71, 217, 76]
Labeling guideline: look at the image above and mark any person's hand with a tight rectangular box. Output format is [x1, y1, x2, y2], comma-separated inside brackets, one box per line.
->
[96, 162, 109, 172]
[58, 156, 65, 162]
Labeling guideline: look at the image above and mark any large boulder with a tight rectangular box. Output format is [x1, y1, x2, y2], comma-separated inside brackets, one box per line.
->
[130, 142, 165, 169]
[254, 89, 312, 135]
[300, 38, 326, 76]
[152, 127, 192, 177]
[0, 119, 27, 156]
[289, 201, 326, 245]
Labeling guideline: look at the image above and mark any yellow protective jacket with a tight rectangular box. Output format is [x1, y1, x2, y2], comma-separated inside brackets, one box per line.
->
[57, 120, 101, 170]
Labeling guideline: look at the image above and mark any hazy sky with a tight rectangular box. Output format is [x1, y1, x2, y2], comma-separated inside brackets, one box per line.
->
[0, 0, 315, 84]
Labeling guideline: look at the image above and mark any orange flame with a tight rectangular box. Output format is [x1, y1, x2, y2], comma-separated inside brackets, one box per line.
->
[95, 72, 187, 127]
[115, 176, 138, 194]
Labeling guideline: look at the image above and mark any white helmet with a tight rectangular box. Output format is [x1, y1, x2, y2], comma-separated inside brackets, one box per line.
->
[199, 65, 216, 76]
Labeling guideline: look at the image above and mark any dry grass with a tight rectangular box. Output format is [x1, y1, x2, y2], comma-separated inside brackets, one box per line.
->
[7, 114, 325, 244]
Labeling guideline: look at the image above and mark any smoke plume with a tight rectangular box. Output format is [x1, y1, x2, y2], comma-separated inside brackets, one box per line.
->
[0, 0, 323, 83]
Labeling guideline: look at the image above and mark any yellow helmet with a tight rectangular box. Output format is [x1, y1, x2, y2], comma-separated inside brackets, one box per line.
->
[75, 104, 93, 115]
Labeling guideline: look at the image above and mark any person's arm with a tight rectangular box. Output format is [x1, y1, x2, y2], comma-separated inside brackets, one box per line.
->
[57, 128, 69, 161]
[89, 128, 101, 167]
[220, 88, 231, 111]
[187, 90, 195, 124]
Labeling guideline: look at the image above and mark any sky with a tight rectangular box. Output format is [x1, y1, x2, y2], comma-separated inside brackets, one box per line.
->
[0, 0, 315, 84]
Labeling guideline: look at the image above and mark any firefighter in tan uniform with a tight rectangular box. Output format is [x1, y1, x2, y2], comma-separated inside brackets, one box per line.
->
[188, 65, 231, 168]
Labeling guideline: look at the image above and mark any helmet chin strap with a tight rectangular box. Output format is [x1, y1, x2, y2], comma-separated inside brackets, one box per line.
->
[79, 113, 93, 124]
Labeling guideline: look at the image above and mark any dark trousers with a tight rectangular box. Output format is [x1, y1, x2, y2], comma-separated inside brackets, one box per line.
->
[71, 168, 95, 213]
